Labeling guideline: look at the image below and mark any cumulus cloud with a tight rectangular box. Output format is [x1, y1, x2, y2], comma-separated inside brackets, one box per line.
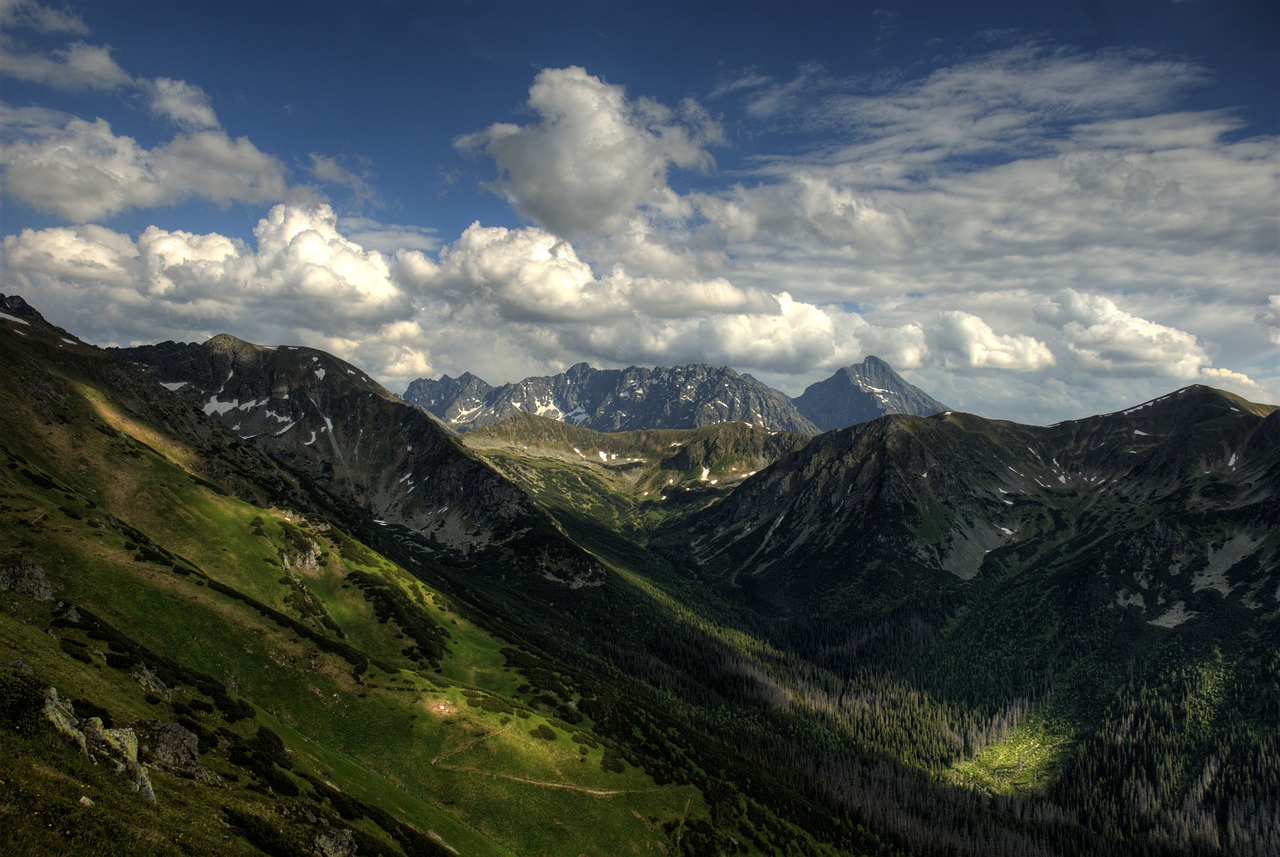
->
[457, 66, 721, 237]
[0, 0, 317, 223]
[1034, 290, 1207, 378]
[3, 32, 1275, 422]
[429, 222, 779, 325]
[1, 203, 924, 396]
[0, 114, 300, 220]
[2, 204, 408, 345]
[433, 223, 609, 322]
[930, 310, 1055, 371]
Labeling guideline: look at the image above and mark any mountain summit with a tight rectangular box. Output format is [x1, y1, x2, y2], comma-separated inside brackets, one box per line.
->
[792, 356, 948, 430]
[405, 362, 820, 434]
[405, 357, 945, 435]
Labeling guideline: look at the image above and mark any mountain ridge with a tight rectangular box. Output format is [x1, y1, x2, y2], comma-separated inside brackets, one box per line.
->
[5, 292, 1279, 857]
[114, 334, 605, 588]
[405, 356, 947, 435]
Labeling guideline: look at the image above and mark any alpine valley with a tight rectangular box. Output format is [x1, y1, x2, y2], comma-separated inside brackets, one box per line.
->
[2, 292, 1277, 857]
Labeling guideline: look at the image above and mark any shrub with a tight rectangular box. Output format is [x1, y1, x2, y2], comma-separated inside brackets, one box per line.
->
[0, 666, 45, 731]
[601, 748, 625, 773]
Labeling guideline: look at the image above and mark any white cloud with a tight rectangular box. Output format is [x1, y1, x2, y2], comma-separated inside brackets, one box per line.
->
[309, 154, 377, 208]
[805, 44, 1210, 173]
[1034, 289, 1207, 378]
[146, 77, 219, 130]
[695, 172, 916, 255]
[4, 36, 1276, 423]
[0, 0, 88, 35]
[457, 66, 720, 237]
[1, 40, 132, 90]
[0, 114, 301, 220]
[1, 1, 221, 132]
[433, 223, 612, 322]
[930, 310, 1055, 371]
[1, 204, 922, 397]
[2, 203, 407, 346]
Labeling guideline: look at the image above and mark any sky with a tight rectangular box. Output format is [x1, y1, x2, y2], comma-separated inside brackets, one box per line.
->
[1, 0, 1277, 425]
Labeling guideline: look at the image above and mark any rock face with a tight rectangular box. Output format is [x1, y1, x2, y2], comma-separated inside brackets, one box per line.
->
[408, 358, 950, 436]
[313, 827, 357, 857]
[131, 663, 173, 702]
[406, 362, 820, 434]
[137, 720, 217, 784]
[0, 559, 53, 600]
[42, 687, 156, 800]
[82, 717, 156, 801]
[791, 356, 948, 431]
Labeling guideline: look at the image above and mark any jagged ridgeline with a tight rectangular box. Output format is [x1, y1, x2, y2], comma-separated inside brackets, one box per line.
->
[3, 292, 1279, 857]
[402, 356, 946, 435]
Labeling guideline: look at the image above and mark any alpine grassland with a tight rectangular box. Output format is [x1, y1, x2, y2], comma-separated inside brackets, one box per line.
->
[0, 322, 717, 856]
[3, 303, 1277, 856]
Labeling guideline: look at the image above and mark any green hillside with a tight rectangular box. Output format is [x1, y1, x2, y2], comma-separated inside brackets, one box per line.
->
[3, 299, 1277, 857]
[0, 316, 709, 856]
[463, 411, 809, 535]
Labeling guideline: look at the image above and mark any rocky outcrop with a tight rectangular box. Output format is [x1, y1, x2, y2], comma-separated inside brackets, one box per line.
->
[137, 720, 218, 784]
[42, 686, 86, 752]
[0, 558, 53, 600]
[131, 663, 174, 702]
[83, 717, 156, 801]
[42, 687, 155, 800]
[313, 827, 357, 857]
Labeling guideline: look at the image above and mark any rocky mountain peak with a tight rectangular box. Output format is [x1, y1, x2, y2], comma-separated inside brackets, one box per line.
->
[792, 357, 947, 431]
[405, 357, 950, 435]
[405, 362, 820, 434]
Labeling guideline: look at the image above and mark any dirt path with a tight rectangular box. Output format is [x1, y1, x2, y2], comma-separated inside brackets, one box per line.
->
[431, 764, 634, 796]
[430, 722, 657, 798]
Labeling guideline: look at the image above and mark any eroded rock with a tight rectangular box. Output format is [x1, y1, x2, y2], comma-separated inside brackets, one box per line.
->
[0, 559, 52, 600]
[137, 720, 218, 784]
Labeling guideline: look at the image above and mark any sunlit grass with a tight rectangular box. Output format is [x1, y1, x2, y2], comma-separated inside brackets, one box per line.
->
[946, 715, 1072, 795]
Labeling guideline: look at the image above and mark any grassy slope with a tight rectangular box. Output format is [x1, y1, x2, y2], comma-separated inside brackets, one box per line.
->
[0, 330, 705, 856]
[458, 399, 1280, 856]
[464, 412, 808, 536]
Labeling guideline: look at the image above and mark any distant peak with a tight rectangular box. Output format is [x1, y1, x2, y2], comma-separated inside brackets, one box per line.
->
[203, 333, 273, 361]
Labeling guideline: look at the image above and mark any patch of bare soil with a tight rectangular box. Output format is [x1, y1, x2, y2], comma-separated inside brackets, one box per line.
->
[426, 699, 458, 716]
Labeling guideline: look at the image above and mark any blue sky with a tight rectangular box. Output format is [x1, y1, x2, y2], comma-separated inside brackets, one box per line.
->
[2, 0, 1277, 423]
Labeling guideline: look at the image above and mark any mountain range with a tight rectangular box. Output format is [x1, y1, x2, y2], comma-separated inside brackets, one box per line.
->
[3, 292, 1277, 857]
[402, 356, 947, 434]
